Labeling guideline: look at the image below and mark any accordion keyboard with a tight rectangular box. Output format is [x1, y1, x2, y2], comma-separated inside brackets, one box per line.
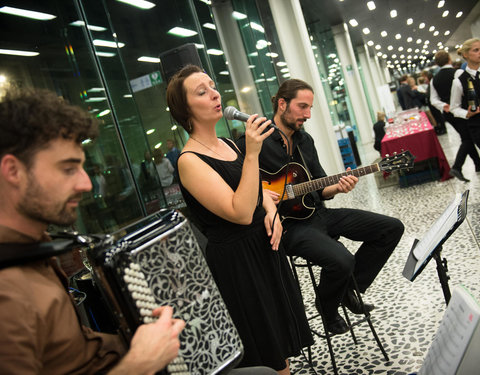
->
[123, 262, 191, 375]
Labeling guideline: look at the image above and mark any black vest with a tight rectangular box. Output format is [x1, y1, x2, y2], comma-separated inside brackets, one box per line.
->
[432, 67, 455, 103]
[459, 70, 480, 126]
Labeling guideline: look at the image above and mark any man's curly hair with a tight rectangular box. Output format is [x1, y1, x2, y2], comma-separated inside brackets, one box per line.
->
[0, 88, 98, 166]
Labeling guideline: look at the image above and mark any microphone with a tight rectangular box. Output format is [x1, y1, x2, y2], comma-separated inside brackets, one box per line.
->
[223, 106, 278, 129]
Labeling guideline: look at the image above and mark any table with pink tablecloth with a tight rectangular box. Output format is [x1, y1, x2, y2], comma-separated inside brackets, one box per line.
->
[381, 112, 451, 181]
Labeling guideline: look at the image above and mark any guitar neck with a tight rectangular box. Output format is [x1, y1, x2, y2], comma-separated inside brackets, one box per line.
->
[292, 163, 380, 197]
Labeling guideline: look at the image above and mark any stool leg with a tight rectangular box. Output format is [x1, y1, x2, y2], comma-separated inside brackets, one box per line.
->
[340, 304, 358, 344]
[307, 263, 339, 375]
[351, 277, 390, 361]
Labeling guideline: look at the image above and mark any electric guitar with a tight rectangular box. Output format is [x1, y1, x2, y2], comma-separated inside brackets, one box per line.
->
[261, 150, 415, 221]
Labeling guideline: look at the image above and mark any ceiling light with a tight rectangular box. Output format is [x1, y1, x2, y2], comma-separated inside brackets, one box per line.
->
[0, 6, 56, 20]
[444, 30, 450, 36]
[415, 48, 420, 53]
[363, 28, 370, 34]
[203, 23, 216, 30]
[419, 23, 425, 29]
[375, 44, 381, 50]
[349, 19, 358, 27]
[276, 61, 288, 67]
[154, 143, 162, 149]
[407, 18, 413, 25]
[93, 39, 125, 48]
[442, 10, 449, 17]
[387, 45, 393, 50]
[116, 0, 155, 9]
[392, 54, 397, 58]
[219, 71, 229, 75]
[456, 11, 463, 18]
[146, 129, 155, 135]
[416, 39, 422, 44]
[232, 11, 247, 20]
[407, 48, 412, 52]
[381, 31, 387, 37]
[138, 56, 160, 63]
[95, 51, 116, 57]
[195, 43, 205, 49]
[266, 52, 278, 58]
[207, 49, 224, 55]
[424, 40, 430, 44]
[0, 48, 39, 57]
[395, 34, 401, 39]
[437, 0, 445, 7]
[398, 46, 404, 51]
[400, 54, 405, 58]
[85, 97, 107, 102]
[123, 94, 132, 98]
[249, 22, 265, 33]
[87, 88, 105, 92]
[377, 52, 382, 57]
[433, 31, 439, 36]
[70, 21, 107, 31]
[407, 37, 413, 42]
[390, 10, 397, 18]
[367, 40, 374, 46]
[167, 27, 198, 37]
[367, 1, 376, 11]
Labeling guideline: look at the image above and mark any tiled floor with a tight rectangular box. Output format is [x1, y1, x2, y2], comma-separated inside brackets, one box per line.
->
[289, 124, 480, 375]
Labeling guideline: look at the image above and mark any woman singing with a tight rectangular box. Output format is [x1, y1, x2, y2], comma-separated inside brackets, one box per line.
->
[166, 65, 312, 374]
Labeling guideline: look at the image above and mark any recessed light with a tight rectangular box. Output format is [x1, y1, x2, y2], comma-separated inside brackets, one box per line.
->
[367, 1, 376, 11]
[442, 10, 449, 17]
[363, 28, 370, 34]
[390, 9, 397, 18]
[367, 40, 374, 46]
[407, 37, 413, 42]
[433, 31, 439, 36]
[395, 34, 401, 39]
[70, 21, 107, 31]
[93, 39, 125, 48]
[232, 11, 247, 20]
[203, 23, 216, 30]
[429, 26, 435, 32]
[444, 30, 450, 36]
[138, 56, 160, 63]
[0, 6, 56, 20]
[398, 46, 404, 51]
[167, 27, 198, 37]
[375, 44, 381, 50]
[381, 31, 387, 37]
[419, 23, 425, 29]
[407, 18, 413, 25]
[0, 48, 39, 57]
[207, 49, 224, 55]
[416, 39, 422, 44]
[407, 48, 412, 52]
[456, 11, 463, 18]
[349, 19, 358, 27]
[387, 45, 393, 50]
[437, 0, 445, 8]
[116, 0, 156, 9]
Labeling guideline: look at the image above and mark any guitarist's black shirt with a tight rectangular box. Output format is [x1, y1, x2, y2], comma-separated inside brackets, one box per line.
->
[237, 126, 329, 224]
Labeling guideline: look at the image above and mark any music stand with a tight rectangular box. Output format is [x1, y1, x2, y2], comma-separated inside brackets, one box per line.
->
[402, 190, 469, 305]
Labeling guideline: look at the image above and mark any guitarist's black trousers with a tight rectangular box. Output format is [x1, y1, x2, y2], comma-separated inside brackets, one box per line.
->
[282, 206, 404, 319]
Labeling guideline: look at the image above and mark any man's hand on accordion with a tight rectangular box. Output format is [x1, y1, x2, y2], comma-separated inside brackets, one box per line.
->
[109, 305, 186, 375]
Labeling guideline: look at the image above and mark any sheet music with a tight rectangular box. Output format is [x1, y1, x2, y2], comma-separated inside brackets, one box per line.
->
[413, 193, 462, 273]
[418, 285, 480, 375]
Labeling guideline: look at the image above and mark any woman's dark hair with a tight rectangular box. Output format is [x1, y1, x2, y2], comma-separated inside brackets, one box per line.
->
[271, 79, 314, 114]
[166, 64, 204, 133]
[0, 88, 98, 167]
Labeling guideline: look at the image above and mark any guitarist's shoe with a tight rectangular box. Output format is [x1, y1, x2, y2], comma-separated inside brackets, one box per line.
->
[342, 289, 375, 315]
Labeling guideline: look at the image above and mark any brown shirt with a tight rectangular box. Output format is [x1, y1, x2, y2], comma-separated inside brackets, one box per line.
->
[0, 225, 125, 374]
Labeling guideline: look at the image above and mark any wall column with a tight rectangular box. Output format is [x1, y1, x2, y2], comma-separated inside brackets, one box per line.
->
[268, 0, 343, 173]
[332, 23, 372, 145]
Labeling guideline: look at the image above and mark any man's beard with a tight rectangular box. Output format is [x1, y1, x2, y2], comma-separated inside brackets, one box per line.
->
[17, 174, 81, 227]
[280, 111, 302, 132]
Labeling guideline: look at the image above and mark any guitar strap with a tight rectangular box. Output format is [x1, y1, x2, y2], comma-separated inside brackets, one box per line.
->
[296, 145, 322, 205]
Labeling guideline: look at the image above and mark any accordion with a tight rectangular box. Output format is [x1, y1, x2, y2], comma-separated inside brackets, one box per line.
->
[86, 209, 243, 375]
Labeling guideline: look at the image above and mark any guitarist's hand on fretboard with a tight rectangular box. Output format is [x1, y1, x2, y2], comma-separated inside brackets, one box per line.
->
[322, 168, 359, 199]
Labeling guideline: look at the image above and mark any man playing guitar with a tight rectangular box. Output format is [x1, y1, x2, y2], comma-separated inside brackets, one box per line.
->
[237, 79, 405, 335]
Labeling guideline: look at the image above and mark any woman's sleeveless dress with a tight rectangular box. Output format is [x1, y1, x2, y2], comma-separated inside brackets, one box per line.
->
[178, 138, 313, 371]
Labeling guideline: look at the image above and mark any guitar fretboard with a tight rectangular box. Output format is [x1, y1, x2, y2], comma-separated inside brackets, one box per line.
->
[292, 163, 380, 197]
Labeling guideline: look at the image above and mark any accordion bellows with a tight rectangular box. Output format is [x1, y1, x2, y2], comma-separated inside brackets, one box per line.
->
[88, 210, 243, 375]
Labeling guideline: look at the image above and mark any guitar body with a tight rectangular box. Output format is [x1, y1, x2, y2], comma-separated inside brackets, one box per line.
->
[261, 163, 315, 221]
[261, 151, 414, 221]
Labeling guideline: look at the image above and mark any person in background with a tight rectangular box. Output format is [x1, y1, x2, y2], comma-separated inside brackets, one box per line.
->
[407, 76, 425, 109]
[153, 148, 174, 186]
[237, 79, 404, 335]
[166, 65, 313, 375]
[421, 70, 446, 134]
[373, 111, 386, 155]
[450, 38, 480, 159]
[430, 50, 480, 182]
[166, 138, 181, 180]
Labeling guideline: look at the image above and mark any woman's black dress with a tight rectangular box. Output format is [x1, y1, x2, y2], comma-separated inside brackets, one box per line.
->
[179, 139, 313, 371]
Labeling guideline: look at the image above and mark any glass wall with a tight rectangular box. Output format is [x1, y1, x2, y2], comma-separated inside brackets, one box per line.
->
[0, 0, 248, 234]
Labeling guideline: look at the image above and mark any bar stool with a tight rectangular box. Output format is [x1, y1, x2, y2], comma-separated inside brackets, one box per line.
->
[289, 255, 389, 375]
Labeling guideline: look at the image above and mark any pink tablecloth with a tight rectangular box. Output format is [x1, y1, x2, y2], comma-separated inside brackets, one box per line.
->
[381, 113, 451, 181]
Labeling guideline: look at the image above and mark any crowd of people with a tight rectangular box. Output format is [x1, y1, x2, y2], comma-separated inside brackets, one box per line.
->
[0, 36, 479, 375]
